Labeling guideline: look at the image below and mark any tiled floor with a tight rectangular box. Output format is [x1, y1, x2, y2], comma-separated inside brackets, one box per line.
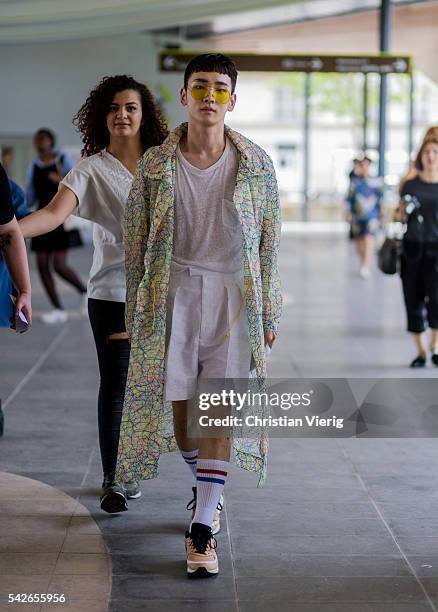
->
[1, 235, 438, 611]
[0, 472, 111, 611]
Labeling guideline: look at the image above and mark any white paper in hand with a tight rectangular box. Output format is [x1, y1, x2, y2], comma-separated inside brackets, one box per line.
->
[9, 295, 30, 333]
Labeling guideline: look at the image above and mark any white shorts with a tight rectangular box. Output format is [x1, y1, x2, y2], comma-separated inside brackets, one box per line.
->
[164, 261, 251, 401]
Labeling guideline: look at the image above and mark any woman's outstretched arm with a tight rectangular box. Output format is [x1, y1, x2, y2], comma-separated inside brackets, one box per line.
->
[19, 184, 78, 238]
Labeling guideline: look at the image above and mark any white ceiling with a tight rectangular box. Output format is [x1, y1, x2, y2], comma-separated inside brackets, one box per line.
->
[0, 0, 309, 44]
[0, 0, 425, 44]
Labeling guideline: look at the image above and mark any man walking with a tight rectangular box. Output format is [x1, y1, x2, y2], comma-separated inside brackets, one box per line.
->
[117, 53, 282, 577]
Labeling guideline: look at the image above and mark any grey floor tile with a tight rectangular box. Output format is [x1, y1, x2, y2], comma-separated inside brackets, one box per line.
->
[104, 534, 185, 555]
[112, 574, 236, 600]
[238, 603, 432, 612]
[236, 577, 426, 603]
[227, 517, 388, 537]
[225, 501, 379, 519]
[416, 577, 438, 601]
[227, 486, 370, 502]
[233, 554, 411, 578]
[230, 535, 400, 556]
[111, 553, 234, 576]
[110, 601, 237, 612]
[11, 472, 85, 488]
[408, 557, 438, 577]
[386, 517, 438, 537]
[377, 503, 438, 521]
[231, 473, 363, 489]
[97, 518, 188, 535]
[397, 538, 438, 556]
[106, 534, 232, 558]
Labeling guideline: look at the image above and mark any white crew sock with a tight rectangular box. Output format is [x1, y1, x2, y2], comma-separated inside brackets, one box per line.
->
[180, 449, 198, 480]
[192, 459, 229, 530]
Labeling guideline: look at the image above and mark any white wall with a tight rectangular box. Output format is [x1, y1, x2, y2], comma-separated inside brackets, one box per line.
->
[0, 34, 186, 148]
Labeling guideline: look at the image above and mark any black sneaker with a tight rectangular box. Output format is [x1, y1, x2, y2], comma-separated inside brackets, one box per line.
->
[100, 475, 128, 514]
[185, 522, 218, 578]
[431, 352, 438, 367]
[410, 355, 426, 368]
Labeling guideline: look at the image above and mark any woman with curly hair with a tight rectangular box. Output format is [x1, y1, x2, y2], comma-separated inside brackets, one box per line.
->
[20, 75, 168, 512]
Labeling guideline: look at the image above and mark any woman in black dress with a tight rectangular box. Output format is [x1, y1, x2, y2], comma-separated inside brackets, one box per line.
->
[27, 128, 86, 324]
[399, 137, 438, 367]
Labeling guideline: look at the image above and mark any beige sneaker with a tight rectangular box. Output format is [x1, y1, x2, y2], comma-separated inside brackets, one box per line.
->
[186, 486, 224, 535]
[185, 523, 218, 578]
[211, 500, 223, 536]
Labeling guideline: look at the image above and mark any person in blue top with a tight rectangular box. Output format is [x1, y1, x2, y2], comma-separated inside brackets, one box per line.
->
[0, 177, 30, 327]
[346, 156, 384, 279]
[0, 163, 32, 329]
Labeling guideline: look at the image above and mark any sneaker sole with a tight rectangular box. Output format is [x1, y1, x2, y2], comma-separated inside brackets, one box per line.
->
[100, 491, 128, 514]
[187, 566, 218, 579]
[126, 491, 142, 500]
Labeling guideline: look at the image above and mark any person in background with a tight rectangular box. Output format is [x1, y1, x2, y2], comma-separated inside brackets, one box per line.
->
[397, 137, 438, 368]
[0, 164, 31, 440]
[349, 157, 362, 182]
[346, 157, 363, 240]
[346, 156, 384, 279]
[0, 162, 32, 329]
[1, 176, 30, 328]
[1, 147, 14, 178]
[26, 128, 87, 324]
[20, 76, 169, 512]
[399, 126, 438, 192]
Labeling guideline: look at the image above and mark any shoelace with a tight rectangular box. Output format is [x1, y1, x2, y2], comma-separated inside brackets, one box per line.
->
[186, 495, 196, 511]
[189, 531, 217, 554]
[186, 491, 223, 512]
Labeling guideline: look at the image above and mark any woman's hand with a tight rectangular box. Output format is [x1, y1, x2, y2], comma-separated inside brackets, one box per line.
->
[11, 290, 32, 329]
[0, 217, 32, 330]
[393, 202, 405, 222]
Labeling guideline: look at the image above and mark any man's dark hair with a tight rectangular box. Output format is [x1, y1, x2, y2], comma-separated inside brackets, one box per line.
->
[184, 53, 238, 93]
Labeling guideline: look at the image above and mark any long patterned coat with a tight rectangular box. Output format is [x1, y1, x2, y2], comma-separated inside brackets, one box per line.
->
[116, 123, 282, 486]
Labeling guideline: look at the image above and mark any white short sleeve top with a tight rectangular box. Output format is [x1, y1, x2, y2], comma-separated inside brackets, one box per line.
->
[173, 138, 243, 274]
[61, 150, 133, 302]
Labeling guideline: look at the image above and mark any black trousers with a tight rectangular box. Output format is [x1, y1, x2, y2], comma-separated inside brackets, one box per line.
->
[401, 244, 438, 334]
[88, 298, 129, 478]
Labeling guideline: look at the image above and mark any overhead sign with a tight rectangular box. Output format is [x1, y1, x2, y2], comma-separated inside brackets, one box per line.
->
[160, 52, 411, 74]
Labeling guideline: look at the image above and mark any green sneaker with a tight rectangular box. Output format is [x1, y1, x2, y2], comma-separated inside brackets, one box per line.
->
[100, 476, 128, 514]
[124, 479, 141, 499]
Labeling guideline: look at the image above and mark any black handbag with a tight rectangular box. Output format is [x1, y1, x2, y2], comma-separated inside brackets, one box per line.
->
[378, 237, 401, 275]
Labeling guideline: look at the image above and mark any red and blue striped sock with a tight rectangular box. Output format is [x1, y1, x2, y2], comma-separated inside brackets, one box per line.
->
[192, 459, 229, 529]
[180, 449, 198, 480]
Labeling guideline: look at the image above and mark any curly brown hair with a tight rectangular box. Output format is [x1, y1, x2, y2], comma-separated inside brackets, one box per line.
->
[73, 75, 169, 157]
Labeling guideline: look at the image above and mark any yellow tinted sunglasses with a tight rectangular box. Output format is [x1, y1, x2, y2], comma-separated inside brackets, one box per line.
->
[190, 84, 231, 105]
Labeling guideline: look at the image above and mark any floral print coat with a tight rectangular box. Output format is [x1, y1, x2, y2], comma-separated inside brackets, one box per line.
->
[116, 123, 282, 485]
